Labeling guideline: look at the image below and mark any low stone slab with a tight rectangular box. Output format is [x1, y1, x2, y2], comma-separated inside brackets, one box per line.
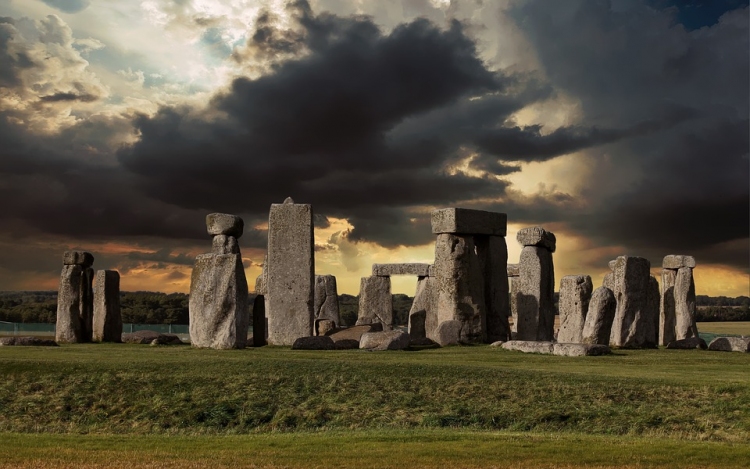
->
[662, 255, 696, 269]
[553, 343, 612, 357]
[516, 227, 556, 252]
[327, 324, 382, 344]
[0, 337, 58, 346]
[292, 336, 335, 350]
[500, 340, 554, 354]
[334, 339, 360, 350]
[431, 208, 507, 236]
[122, 330, 184, 345]
[63, 251, 94, 267]
[434, 319, 463, 346]
[372, 263, 431, 277]
[206, 213, 244, 237]
[489, 340, 505, 347]
[707, 337, 750, 353]
[666, 337, 707, 350]
[360, 330, 411, 351]
[506, 264, 519, 277]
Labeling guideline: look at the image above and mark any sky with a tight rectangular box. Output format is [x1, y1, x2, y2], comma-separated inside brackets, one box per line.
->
[0, 0, 747, 297]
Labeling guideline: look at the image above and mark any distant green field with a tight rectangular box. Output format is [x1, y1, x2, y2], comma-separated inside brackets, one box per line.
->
[698, 321, 750, 336]
[0, 344, 748, 467]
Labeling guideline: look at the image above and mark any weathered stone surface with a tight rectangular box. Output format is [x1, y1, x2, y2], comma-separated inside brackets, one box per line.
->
[56, 264, 83, 344]
[408, 276, 436, 340]
[431, 208, 507, 236]
[62, 250, 94, 267]
[334, 339, 360, 349]
[553, 343, 612, 357]
[509, 277, 518, 335]
[707, 337, 750, 352]
[489, 340, 505, 347]
[328, 324, 382, 345]
[507, 264, 519, 277]
[515, 246, 555, 341]
[313, 275, 340, 332]
[292, 336, 335, 350]
[122, 330, 183, 345]
[659, 269, 677, 346]
[609, 256, 654, 348]
[0, 337, 58, 346]
[666, 337, 707, 350]
[501, 340, 554, 354]
[212, 235, 240, 255]
[434, 234, 486, 343]
[356, 276, 392, 330]
[206, 213, 244, 237]
[252, 294, 266, 347]
[608, 260, 617, 271]
[372, 263, 431, 277]
[557, 275, 593, 344]
[662, 255, 696, 269]
[516, 227, 556, 253]
[316, 319, 336, 336]
[360, 330, 411, 350]
[255, 255, 268, 295]
[477, 235, 511, 343]
[602, 272, 615, 291]
[189, 253, 249, 349]
[92, 270, 122, 343]
[646, 275, 660, 347]
[79, 267, 94, 342]
[674, 267, 698, 340]
[581, 287, 617, 345]
[267, 201, 314, 345]
[434, 319, 463, 346]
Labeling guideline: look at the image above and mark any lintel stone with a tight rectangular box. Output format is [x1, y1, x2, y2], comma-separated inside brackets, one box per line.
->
[206, 213, 244, 238]
[516, 227, 556, 252]
[662, 255, 696, 269]
[431, 208, 507, 236]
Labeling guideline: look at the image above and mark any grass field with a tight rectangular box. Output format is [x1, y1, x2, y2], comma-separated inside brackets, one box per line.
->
[698, 321, 750, 336]
[1, 344, 748, 467]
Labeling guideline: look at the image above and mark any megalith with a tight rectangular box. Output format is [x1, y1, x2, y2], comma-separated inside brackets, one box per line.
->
[557, 275, 593, 343]
[674, 266, 698, 340]
[266, 198, 314, 345]
[515, 227, 556, 341]
[581, 286, 616, 345]
[189, 213, 249, 349]
[56, 250, 94, 343]
[507, 264, 519, 336]
[660, 255, 698, 343]
[659, 267, 677, 346]
[408, 276, 436, 341]
[314, 275, 340, 335]
[92, 270, 122, 342]
[356, 276, 392, 330]
[609, 256, 655, 348]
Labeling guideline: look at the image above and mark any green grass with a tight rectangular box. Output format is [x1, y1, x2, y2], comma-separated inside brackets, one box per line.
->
[698, 321, 750, 336]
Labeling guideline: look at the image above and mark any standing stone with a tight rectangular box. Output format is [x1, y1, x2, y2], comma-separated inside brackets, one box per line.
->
[659, 268, 677, 346]
[507, 265, 519, 335]
[409, 276, 436, 340]
[581, 286, 617, 345]
[356, 276, 393, 330]
[674, 266, 698, 340]
[646, 275, 660, 346]
[609, 256, 653, 348]
[433, 233, 486, 343]
[313, 275, 340, 334]
[92, 270, 122, 342]
[515, 246, 555, 341]
[56, 264, 83, 343]
[602, 272, 615, 291]
[476, 235, 511, 342]
[557, 275, 593, 343]
[79, 267, 94, 342]
[267, 199, 314, 345]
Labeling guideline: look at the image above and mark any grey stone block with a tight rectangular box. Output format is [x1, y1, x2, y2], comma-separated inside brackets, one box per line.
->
[316, 319, 336, 336]
[328, 324, 382, 346]
[602, 272, 615, 291]
[581, 287, 616, 346]
[56, 264, 83, 344]
[507, 264, 520, 277]
[659, 268, 677, 346]
[62, 250, 94, 267]
[372, 263, 431, 277]
[79, 267, 94, 342]
[557, 275, 593, 344]
[292, 336, 335, 350]
[515, 246, 555, 341]
[553, 343, 612, 356]
[356, 276, 393, 330]
[662, 255, 696, 269]
[431, 208, 507, 236]
[360, 331, 411, 350]
[92, 270, 122, 343]
[516, 227, 556, 253]
[609, 256, 654, 348]
[206, 213, 244, 237]
[408, 276, 436, 341]
[212, 235, 240, 255]
[674, 267, 698, 341]
[646, 275, 660, 347]
[189, 253, 249, 349]
[477, 235, 511, 342]
[313, 275, 340, 331]
[666, 337, 707, 350]
[707, 337, 750, 353]
[434, 319, 463, 346]
[500, 340, 554, 354]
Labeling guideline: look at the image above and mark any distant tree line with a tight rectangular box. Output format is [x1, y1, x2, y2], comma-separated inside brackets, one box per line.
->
[1, 291, 748, 324]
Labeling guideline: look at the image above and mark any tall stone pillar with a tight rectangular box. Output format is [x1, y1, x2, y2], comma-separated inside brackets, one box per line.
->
[189, 213, 249, 349]
[93, 270, 122, 342]
[557, 275, 593, 343]
[609, 256, 654, 348]
[314, 275, 341, 334]
[507, 264, 519, 336]
[476, 236, 511, 342]
[408, 275, 436, 341]
[356, 276, 392, 330]
[581, 286, 616, 345]
[266, 198, 314, 345]
[659, 267, 677, 346]
[56, 251, 94, 343]
[515, 227, 556, 341]
[674, 267, 698, 340]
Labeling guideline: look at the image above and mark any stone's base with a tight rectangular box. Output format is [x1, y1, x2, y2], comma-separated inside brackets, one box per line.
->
[359, 331, 411, 351]
[292, 336, 335, 350]
[707, 337, 750, 353]
[0, 337, 58, 346]
[666, 337, 707, 350]
[434, 320, 463, 346]
[122, 330, 184, 345]
[553, 343, 612, 357]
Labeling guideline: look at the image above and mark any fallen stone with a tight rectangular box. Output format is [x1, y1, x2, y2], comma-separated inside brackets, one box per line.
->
[356, 276, 392, 330]
[409, 276, 436, 341]
[553, 343, 612, 357]
[328, 324, 382, 344]
[431, 208, 507, 236]
[581, 287, 616, 345]
[212, 235, 240, 255]
[314, 275, 340, 331]
[666, 337, 707, 350]
[292, 336, 335, 350]
[707, 337, 750, 353]
[610, 256, 654, 348]
[372, 263, 431, 277]
[316, 319, 336, 336]
[507, 264, 519, 277]
[500, 340, 554, 354]
[434, 319, 463, 346]
[334, 339, 360, 350]
[0, 337, 58, 346]
[477, 235, 511, 343]
[557, 275, 593, 344]
[662, 255, 696, 269]
[359, 330, 411, 351]
[674, 266, 698, 341]
[516, 227, 556, 253]
[206, 213, 244, 237]
[515, 245, 555, 342]
[659, 268, 677, 346]
[489, 340, 505, 347]
[62, 250, 94, 267]
[122, 330, 183, 345]
[55, 264, 83, 344]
